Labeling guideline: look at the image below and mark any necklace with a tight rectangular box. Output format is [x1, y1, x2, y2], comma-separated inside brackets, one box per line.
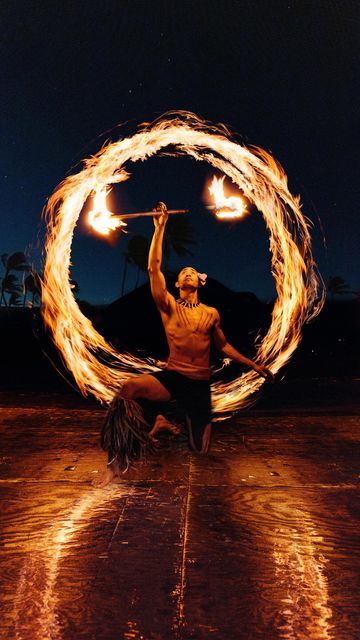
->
[176, 298, 200, 308]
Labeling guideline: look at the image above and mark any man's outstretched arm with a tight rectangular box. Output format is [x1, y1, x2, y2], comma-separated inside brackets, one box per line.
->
[213, 310, 274, 381]
[148, 203, 172, 313]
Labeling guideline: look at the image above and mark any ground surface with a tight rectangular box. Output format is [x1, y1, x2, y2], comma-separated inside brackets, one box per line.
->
[1, 383, 360, 640]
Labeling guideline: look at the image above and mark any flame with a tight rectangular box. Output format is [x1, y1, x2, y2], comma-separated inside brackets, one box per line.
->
[88, 186, 127, 235]
[209, 175, 247, 219]
[42, 111, 324, 416]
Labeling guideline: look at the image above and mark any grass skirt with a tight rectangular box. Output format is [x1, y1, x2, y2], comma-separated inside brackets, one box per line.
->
[100, 395, 156, 471]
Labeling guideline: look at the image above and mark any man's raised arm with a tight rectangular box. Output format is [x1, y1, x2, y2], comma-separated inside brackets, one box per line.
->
[148, 203, 172, 313]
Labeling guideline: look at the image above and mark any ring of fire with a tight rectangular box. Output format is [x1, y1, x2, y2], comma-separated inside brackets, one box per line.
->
[42, 112, 323, 418]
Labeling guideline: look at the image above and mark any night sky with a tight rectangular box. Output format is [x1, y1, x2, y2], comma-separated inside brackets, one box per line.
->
[1, 0, 359, 304]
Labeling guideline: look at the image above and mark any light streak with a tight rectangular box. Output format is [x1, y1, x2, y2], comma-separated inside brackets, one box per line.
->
[13, 487, 132, 640]
[226, 458, 334, 639]
[42, 111, 324, 417]
[273, 524, 333, 639]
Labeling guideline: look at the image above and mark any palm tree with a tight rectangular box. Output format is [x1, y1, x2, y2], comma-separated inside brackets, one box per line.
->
[23, 272, 42, 307]
[124, 235, 150, 293]
[163, 214, 195, 271]
[121, 250, 131, 297]
[1, 252, 31, 306]
[327, 276, 358, 301]
[119, 216, 195, 297]
[8, 290, 23, 306]
[0, 274, 23, 306]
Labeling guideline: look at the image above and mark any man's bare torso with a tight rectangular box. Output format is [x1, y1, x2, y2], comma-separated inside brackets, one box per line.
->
[160, 296, 216, 380]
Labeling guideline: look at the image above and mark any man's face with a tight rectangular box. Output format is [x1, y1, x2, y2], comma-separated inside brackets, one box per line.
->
[176, 267, 199, 290]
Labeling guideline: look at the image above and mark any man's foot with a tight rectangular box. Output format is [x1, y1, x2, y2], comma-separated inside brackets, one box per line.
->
[148, 414, 181, 443]
[92, 464, 119, 488]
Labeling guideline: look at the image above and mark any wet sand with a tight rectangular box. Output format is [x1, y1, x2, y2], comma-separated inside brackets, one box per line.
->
[0, 390, 359, 639]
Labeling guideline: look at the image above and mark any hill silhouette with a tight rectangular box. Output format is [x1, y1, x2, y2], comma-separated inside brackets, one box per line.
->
[98, 276, 272, 361]
[0, 277, 358, 392]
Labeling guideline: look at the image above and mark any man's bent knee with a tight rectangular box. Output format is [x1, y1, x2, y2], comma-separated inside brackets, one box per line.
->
[120, 375, 171, 402]
[121, 379, 138, 399]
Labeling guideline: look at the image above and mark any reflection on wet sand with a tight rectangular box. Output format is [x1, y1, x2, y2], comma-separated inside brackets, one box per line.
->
[226, 462, 334, 639]
[272, 513, 333, 639]
[4, 471, 346, 640]
[2, 406, 360, 639]
[13, 487, 131, 640]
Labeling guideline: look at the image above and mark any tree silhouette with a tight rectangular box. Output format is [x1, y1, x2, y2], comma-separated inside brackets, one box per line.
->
[1, 252, 31, 306]
[121, 249, 131, 297]
[163, 214, 195, 270]
[23, 272, 42, 307]
[327, 276, 358, 301]
[0, 274, 22, 306]
[122, 235, 150, 294]
[119, 216, 195, 297]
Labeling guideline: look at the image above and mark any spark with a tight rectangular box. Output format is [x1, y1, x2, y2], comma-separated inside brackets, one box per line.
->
[42, 111, 324, 417]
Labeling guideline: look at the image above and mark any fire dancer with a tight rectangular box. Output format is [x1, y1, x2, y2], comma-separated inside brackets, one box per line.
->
[93, 203, 273, 487]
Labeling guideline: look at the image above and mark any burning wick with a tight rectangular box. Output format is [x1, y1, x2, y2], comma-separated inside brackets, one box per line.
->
[88, 187, 127, 236]
[208, 175, 247, 219]
[88, 188, 188, 236]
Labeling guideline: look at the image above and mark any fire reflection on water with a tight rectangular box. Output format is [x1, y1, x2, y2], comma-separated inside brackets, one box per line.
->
[223, 455, 335, 639]
[273, 519, 333, 639]
[11, 485, 334, 640]
[13, 487, 131, 640]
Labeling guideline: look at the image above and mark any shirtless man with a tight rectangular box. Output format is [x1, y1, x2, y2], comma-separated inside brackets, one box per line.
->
[93, 203, 273, 487]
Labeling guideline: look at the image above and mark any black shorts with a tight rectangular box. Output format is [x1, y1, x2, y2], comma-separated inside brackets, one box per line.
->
[150, 369, 212, 430]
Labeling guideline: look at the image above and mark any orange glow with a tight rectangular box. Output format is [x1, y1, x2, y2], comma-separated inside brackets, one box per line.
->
[209, 175, 247, 219]
[88, 186, 127, 236]
[13, 487, 130, 639]
[42, 111, 324, 416]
